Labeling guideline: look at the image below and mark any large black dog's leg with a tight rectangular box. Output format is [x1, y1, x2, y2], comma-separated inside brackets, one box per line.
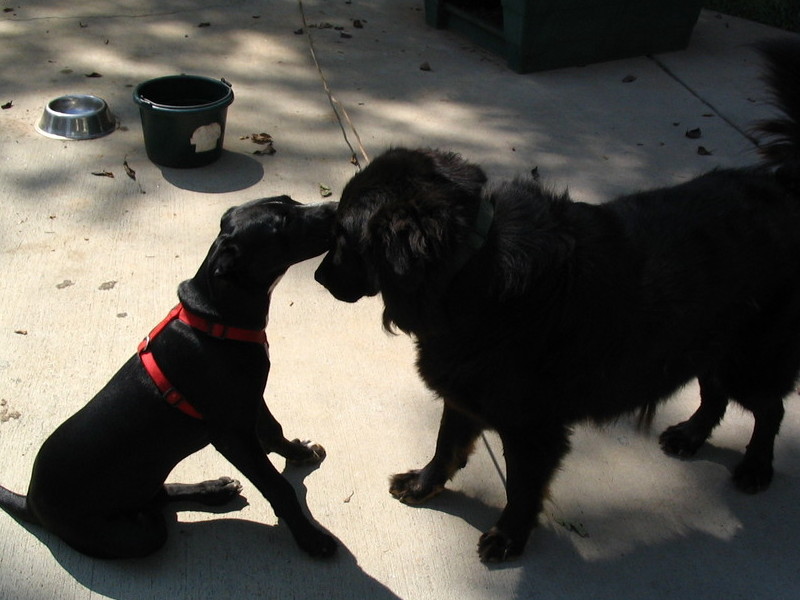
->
[256, 403, 326, 465]
[212, 432, 336, 558]
[478, 424, 570, 563]
[660, 375, 728, 458]
[733, 398, 785, 493]
[390, 404, 483, 504]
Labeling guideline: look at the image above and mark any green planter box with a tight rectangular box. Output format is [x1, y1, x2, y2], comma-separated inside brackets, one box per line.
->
[424, 0, 704, 72]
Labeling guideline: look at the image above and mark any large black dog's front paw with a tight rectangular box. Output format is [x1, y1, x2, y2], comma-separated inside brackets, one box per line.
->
[389, 470, 444, 505]
[733, 456, 773, 494]
[659, 421, 708, 458]
[477, 527, 524, 563]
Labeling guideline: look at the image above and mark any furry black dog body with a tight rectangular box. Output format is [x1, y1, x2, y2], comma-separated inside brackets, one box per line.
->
[315, 40, 800, 562]
[0, 196, 338, 559]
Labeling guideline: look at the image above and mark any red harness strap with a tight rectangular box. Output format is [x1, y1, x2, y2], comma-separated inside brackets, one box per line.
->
[138, 304, 267, 419]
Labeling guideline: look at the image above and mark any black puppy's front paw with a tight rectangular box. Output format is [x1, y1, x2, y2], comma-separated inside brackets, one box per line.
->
[285, 439, 327, 465]
[477, 527, 524, 563]
[389, 470, 444, 505]
[298, 529, 338, 559]
[659, 421, 707, 458]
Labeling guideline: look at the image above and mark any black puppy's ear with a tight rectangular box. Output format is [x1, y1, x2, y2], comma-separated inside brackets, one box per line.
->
[269, 195, 301, 206]
[212, 240, 242, 278]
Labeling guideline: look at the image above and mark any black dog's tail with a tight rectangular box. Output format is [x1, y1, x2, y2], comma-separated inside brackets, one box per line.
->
[0, 485, 37, 524]
[754, 39, 800, 175]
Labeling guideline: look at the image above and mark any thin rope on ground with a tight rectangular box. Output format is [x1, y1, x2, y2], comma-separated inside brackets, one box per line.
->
[481, 432, 506, 486]
[297, 0, 370, 170]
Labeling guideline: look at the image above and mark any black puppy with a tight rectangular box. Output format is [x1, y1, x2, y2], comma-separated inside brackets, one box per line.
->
[315, 40, 800, 562]
[0, 196, 337, 559]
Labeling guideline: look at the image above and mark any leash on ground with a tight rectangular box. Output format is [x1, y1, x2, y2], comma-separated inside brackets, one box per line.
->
[297, 0, 370, 170]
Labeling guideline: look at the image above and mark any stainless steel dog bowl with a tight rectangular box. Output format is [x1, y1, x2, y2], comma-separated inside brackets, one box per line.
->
[35, 94, 116, 140]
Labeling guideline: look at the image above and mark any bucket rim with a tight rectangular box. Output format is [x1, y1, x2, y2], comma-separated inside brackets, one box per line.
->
[133, 74, 234, 112]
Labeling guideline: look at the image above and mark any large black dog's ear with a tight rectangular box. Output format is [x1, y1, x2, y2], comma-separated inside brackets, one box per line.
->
[425, 149, 487, 195]
[369, 205, 436, 293]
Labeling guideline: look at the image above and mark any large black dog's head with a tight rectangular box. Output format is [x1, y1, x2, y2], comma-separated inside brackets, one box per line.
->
[205, 195, 337, 294]
[314, 148, 487, 305]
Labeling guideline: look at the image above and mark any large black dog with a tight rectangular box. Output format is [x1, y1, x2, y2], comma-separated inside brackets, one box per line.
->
[315, 40, 800, 562]
[0, 196, 337, 559]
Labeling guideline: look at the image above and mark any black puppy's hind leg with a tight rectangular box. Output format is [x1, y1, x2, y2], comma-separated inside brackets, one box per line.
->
[390, 404, 482, 504]
[256, 403, 326, 465]
[68, 510, 170, 559]
[660, 375, 728, 458]
[162, 477, 244, 506]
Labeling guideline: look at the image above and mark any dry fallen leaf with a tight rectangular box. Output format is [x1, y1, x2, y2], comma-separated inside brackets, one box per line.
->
[247, 133, 276, 155]
[123, 159, 136, 180]
[250, 133, 273, 144]
[685, 128, 702, 139]
[84, 72, 102, 78]
[1, 101, 12, 110]
[319, 183, 332, 197]
[92, 170, 114, 178]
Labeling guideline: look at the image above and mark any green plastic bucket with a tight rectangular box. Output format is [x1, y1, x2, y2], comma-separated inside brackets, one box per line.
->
[133, 75, 234, 168]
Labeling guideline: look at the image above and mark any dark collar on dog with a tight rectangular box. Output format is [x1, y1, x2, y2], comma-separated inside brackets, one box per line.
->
[452, 197, 495, 272]
[138, 304, 268, 419]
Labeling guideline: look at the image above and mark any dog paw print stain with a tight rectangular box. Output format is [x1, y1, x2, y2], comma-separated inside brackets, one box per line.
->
[0, 399, 21, 424]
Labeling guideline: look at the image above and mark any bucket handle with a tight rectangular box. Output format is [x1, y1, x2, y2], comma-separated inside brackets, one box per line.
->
[135, 76, 233, 107]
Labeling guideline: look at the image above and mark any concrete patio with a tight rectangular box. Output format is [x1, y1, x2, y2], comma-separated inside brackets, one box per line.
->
[1, 1, 798, 598]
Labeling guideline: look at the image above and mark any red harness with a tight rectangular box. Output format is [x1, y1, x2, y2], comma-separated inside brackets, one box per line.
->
[138, 304, 267, 419]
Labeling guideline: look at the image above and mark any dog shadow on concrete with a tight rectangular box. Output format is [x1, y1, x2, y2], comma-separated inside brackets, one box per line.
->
[399, 420, 800, 598]
[14, 463, 401, 600]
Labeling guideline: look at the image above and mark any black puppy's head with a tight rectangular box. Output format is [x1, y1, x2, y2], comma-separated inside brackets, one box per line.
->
[314, 148, 487, 303]
[209, 195, 337, 293]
